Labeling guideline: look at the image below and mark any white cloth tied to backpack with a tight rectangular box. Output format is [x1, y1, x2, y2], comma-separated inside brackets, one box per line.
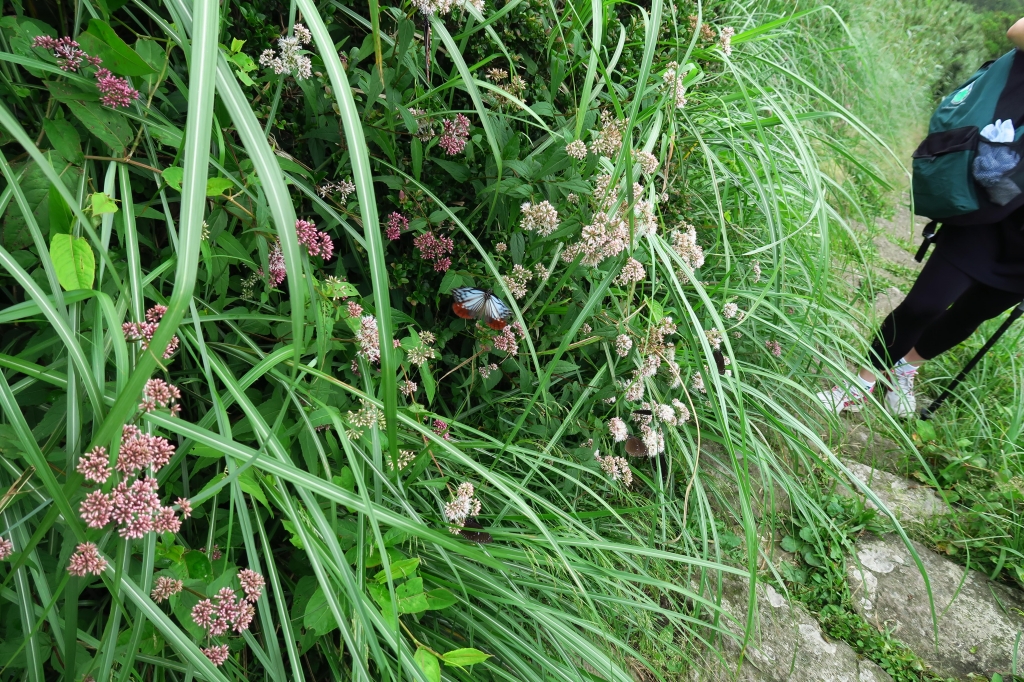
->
[981, 118, 1016, 143]
[974, 118, 1021, 205]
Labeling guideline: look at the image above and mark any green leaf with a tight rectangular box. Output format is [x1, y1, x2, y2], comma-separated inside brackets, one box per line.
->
[79, 19, 155, 76]
[414, 649, 440, 682]
[438, 269, 463, 294]
[915, 420, 937, 442]
[303, 588, 339, 635]
[396, 576, 429, 614]
[421, 363, 435, 406]
[423, 588, 458, 611]
[441, 648, 492, 668]
[90, 192, 118, 215]
[230, 38, 246, 53]
[373, 557, 419, 583]
[48, 186, 73, 236]
[432, 157, 471, 182]
[43, 119, 83, 165]
[183, 550, 213, 581]
[237, 468, 270, 510]
[2, 154, 79, 250]
[66, 101, 131, 153]
[510, 231, 525, 264]
[49, 234, 95, 291]
[798, 526, 816, 543]
[649, 298, 665, 322]
[206, 178, 235, 196]
[780, 535, 800, 553]
[163, 167, 184, 191]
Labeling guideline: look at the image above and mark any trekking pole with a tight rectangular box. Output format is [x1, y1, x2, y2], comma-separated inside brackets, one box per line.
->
[920, 299, 1024, 420]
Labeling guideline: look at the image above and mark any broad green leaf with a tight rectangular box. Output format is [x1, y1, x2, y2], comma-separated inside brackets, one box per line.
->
[67, 101, 131, 152]
[414, 649, 440, 682]
[780, 535, 800, 553]
[206, 178, 235, 196]
[421, 362, 435, 406]
[373, 557, 419, 583]
[79, 19, 155, 76]
[48, 186, 72, 236]
[442, 648, 492, 667]
[396, 577, 429, 614]
[915, 420, 937, 442]
[90, 192, 118, 215]
[2, 154, 78, 250]
[163, 167, 184, 191]
[438, 269, 463, 294]
[183, 550, 213, 581]
[423, 588, 458, 611]
[43, 119, 83, 165]
[237, 468, 270, 510]
[230, 38, 246, 53]
[49, 234, 95, 290]
[303, 588, 339, 635]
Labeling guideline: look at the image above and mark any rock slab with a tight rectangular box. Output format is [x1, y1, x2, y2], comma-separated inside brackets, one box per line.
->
[848, 534, 1024, 679]
[696, 578, 893, 682]
[839, 460, 949, 525]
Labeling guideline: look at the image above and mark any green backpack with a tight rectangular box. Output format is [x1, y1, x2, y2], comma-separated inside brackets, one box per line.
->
[912, 49, 1024, 226]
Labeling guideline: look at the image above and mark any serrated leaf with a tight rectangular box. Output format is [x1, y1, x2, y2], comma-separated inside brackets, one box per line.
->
[43, 119, 83, 165]
[649, 298, 665, 322]
[374, 557, 419, 583]
[415, 649, 440, 682]
[206, 178, 235, 196]
[90, 192, 118, 215]
[396, 577, 429, 614]
[67, 100, 131, 152]
[183, 550, 213, 581]
[162, 167, 183, 191]
[79, 19, 155, 76]
[442, 648, 492, 667]
[49, 234, 95, 291]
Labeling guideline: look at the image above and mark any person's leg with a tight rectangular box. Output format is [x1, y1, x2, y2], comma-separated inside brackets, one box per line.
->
[818, 255, 975, 414]
[914, 283, 1024, 359]
[880, 284, 1022, 417]
[862, 256, 977, 380]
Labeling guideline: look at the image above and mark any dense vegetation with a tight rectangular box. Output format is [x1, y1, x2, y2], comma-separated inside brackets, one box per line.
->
[0, 0, 1021, 680]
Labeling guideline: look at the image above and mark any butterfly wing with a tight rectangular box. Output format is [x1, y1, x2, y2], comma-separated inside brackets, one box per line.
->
[452, 287, 487, 320]
[483, 293, 512, 330]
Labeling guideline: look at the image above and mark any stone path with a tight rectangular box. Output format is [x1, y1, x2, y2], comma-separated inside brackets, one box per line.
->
[693, 200, 1024, 682]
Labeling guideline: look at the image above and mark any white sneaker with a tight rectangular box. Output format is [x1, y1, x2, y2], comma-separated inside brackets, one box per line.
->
[816, 383, 872, 415]
[885, 366, 917, 418]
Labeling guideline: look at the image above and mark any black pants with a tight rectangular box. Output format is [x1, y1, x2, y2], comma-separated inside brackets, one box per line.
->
[868, 255, 1023, 371]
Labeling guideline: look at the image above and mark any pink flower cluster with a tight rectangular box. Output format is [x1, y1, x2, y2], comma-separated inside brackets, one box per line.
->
[31, 36, 101, 72]
[123, 305, 179, 359]
[765, 339, 782, 357]
[438, 114, 471, 155]
[140, 378, 181, 415]
[412, 231, 454, 272]
[356, 314, 381, 364]
[492, 321, 526, 355]
[203, 644, 230, 667]
[0, 537, 12, 560]
[264, 240, 287, 288]
[95, 68, 140, 108]
[191, 572, 263, 647]
[151, 576, 184, 602]
[432, 419, 451, 441]
[295, 219, 334, 260]
[385, 212, 408, 241]
[68, 542, 108, 576]
[77, 425, 183, 538]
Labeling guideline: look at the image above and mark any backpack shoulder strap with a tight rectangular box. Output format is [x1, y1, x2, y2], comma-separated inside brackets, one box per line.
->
[995, 49, 1024, 122]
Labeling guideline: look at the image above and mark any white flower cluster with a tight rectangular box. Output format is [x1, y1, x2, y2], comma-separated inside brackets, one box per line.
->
[259, 24, 313, 80]
[444, 482, 482, 533]
[595, 452, 633, 486]
[520, 201, 560, 237]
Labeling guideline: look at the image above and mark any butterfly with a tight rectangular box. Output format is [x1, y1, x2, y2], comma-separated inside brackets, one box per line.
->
[460, 518, 493, 544]
[451, 287, 512, 330]
[624, 435, 649, 457]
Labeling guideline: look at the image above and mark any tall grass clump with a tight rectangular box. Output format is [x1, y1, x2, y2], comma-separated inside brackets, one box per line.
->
[0, 0, 916, 679]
